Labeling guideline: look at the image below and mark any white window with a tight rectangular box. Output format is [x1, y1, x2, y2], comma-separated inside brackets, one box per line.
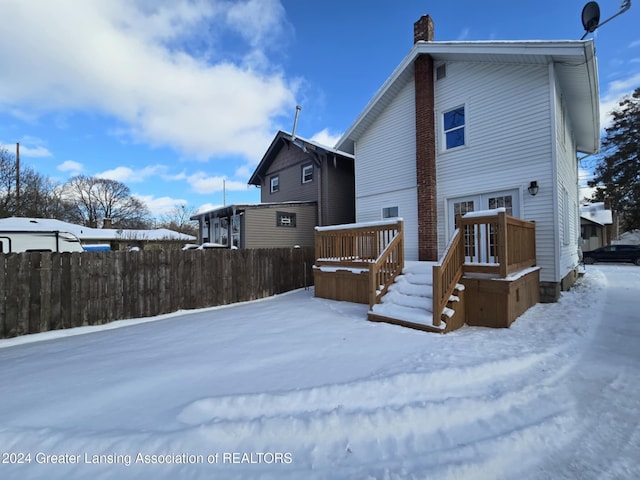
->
[488, 195, 514, 216]
[270, 175, 279, 193]
[302, 164, 313, 184]
[277, 212, 296, 227]
[562, 187, 570, 245]
[382, 206, 399, 219]
[443, 105, 465, 150]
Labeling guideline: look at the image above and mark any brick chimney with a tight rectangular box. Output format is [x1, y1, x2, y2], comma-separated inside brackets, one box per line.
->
[103, 217, 113, 229]
[414, 15, 435, 43]
[413, 15, 438, 261]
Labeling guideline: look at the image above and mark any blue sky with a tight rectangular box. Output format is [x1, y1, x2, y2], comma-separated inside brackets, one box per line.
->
[1, 0, 638, 218]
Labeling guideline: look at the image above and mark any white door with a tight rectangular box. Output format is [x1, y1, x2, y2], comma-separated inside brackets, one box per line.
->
[448, 189, 520, 262]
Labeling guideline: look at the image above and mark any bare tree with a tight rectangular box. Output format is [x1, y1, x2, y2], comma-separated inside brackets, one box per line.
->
[158, 204, 198, 236]
[0, 147, 69, 218]
[0, 147, 17, 217]
[62, 175, 151, 228]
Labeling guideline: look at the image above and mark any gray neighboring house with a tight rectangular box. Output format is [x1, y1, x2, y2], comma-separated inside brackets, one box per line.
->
[191, 202, 318, 249]
[580, 202, 613, 251]
[192, 130, 355, 248]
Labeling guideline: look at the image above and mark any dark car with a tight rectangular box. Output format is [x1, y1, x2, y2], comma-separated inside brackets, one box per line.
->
[582, 244, 640, 265]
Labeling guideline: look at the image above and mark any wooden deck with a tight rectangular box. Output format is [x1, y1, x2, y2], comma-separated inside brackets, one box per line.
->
[314, 219, 404, 306]
[314, 210, 539, 331]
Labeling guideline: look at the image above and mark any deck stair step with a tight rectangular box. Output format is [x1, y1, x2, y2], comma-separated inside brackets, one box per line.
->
[369, 261, 466, 333]
[379, 289, 433, 312]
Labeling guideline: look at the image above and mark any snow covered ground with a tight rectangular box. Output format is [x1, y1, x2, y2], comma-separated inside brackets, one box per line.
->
[1, 264, 638, 480]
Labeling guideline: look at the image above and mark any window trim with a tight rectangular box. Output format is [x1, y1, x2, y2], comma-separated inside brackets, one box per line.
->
[442, 104, 466, 151]
[276, 211, 297, 227]
[301, 164, 313, 184]
[382, 206, 399, 219]
[270, 175, 279, 193]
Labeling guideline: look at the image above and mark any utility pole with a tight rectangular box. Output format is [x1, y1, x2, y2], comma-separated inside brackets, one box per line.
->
[16, 142, 20, 215]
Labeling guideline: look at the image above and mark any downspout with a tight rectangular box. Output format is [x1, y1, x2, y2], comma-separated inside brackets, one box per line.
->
[549, 62, 561, 286]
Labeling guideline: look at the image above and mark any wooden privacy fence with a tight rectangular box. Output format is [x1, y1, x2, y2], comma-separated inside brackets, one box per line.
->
[0, 247, 315, 339]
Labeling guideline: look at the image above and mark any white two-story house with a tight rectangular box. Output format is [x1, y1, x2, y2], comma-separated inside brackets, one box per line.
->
[335, 15, 600, 301]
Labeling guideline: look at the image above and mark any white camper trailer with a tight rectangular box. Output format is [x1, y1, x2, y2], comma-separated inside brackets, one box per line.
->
[0, 230, 84, 253]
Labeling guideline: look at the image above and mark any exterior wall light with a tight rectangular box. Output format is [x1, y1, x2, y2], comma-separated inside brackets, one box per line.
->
[528, 181, 539, 196]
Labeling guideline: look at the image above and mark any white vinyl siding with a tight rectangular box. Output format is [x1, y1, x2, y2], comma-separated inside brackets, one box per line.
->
[354, 79, 419, 259]
[554, 71, 581, 280]
[434, 61, 558, 282]
[355, 79, 416, 198]
[358, 189, 419, 260]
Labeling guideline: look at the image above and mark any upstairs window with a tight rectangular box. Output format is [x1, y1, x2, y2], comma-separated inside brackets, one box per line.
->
[443, 105, 465, 150]
[302, 164, 313, 184]
[270, 175, 279, 193]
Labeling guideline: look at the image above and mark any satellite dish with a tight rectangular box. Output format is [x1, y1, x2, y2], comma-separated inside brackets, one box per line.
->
[582, 1, 601, 33]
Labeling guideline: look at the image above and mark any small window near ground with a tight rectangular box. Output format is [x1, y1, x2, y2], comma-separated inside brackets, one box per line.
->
[382, 206, 399, 219]
[443, 105, 465, 150]
[270, 175, 279, 193]
[277, 211, 296, 227]
[302, 164, 313, 184]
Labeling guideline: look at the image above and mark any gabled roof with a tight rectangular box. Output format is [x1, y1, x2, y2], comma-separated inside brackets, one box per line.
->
[580, 202, 613, 226]
[0, 217, 195, 241]
[336, 40, 600, 155]
[248, 130, 353, 186]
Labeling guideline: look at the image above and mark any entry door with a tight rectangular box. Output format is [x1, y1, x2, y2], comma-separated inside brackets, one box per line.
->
[448, 189, 520, 261]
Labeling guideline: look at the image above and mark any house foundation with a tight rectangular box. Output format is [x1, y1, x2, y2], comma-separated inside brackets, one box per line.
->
[539, 266, 580, 303]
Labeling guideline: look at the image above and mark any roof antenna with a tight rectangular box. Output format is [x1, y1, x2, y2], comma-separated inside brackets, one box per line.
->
[581, 0, 631, 39]
[291, 105, 302, 141]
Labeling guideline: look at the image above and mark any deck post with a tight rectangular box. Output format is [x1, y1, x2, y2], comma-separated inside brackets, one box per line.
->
[498, 211, 508, 278]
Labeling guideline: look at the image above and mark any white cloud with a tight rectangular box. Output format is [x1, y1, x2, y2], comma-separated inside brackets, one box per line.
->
[187, 172, 249, 194]
[310, 128, 343, 148]
[95, 165, 167, 183]
[196, 202, 223, 214]
[457, 28, 471, 41]
[0, 0, 297, 161]
[2, 141, 52, 158]
[629, 39, 640, 48]
[57, 160, 84, 174]
[134, 194, 187, 217]
[599, 72, 640, 128]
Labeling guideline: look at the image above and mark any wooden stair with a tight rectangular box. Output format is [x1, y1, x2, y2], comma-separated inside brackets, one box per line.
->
[368, 261, 466, 333]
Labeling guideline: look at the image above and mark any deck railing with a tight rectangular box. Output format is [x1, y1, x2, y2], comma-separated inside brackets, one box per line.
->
[315, 219, 404, 307]
[455, 210, 536, 277]
[369, 226, 404, 308]
[315, 219, 403, 267]
[432, 228, 465, 327]
[431, 210, 536, 327]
